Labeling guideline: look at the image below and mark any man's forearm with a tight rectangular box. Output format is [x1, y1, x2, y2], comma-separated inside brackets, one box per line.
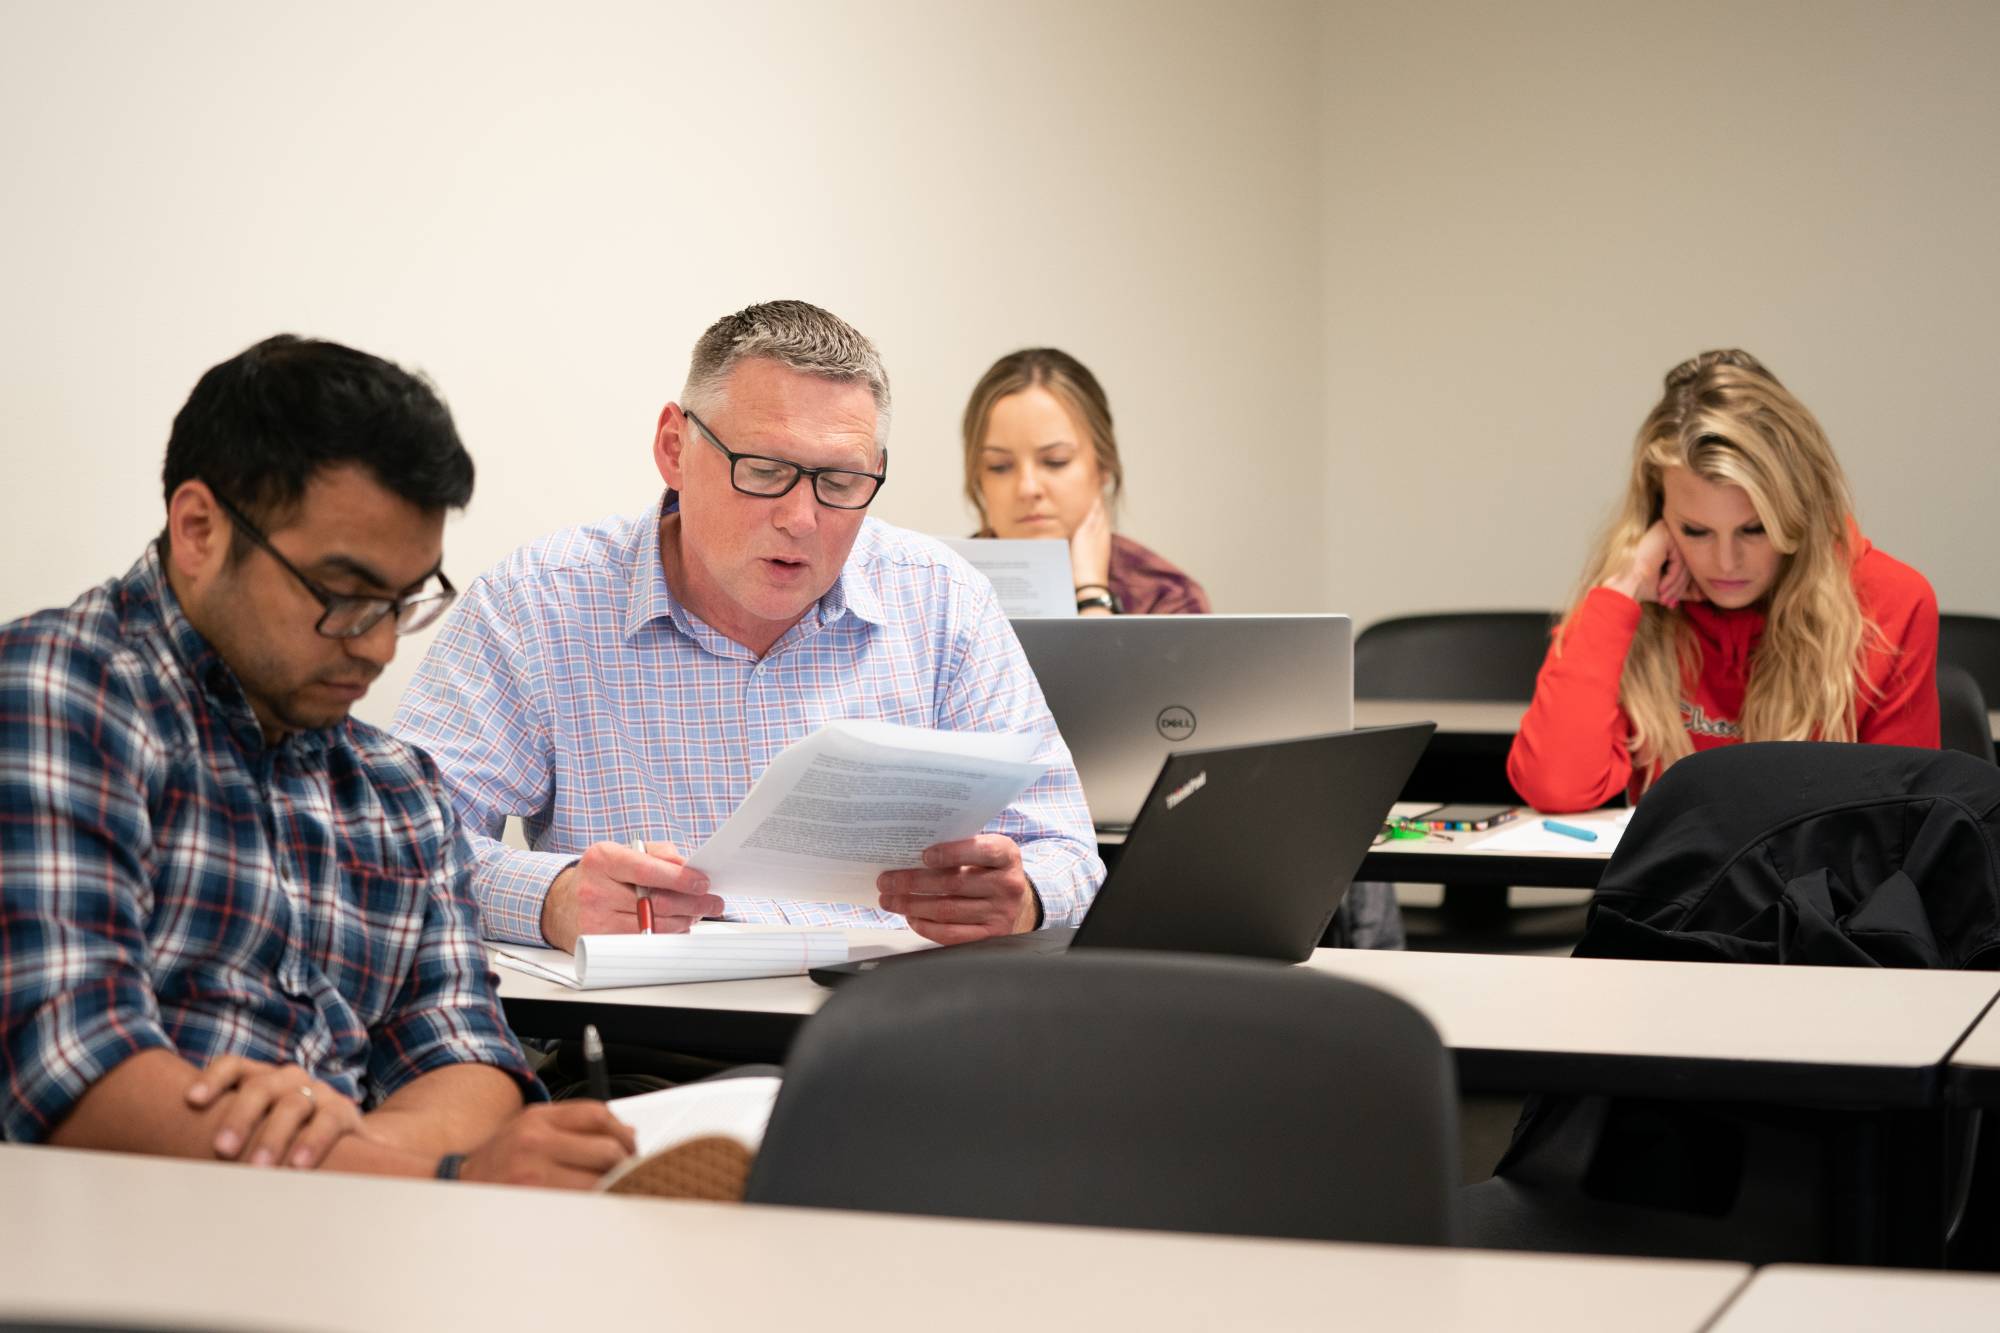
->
[46, 1048, 238, 1158]
[359, 1063, 527, 1159]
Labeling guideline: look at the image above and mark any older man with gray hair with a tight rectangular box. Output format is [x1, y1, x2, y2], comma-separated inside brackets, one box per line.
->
[396, 301, 1103, 958]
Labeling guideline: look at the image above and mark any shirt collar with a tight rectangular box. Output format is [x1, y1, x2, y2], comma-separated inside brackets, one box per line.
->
[622, 491, 683, 642]
[824, 532, 887, 629]
[129, 540, 334, 762]
[620, 492, 888, 644]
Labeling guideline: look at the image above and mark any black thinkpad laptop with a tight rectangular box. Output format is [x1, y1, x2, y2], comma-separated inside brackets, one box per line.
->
[810, 722, 1434, 986]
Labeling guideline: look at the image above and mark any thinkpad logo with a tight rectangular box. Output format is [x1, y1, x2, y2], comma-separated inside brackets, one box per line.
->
[1156, 705, 1196, 741]
[1165, 770, 1208, 810]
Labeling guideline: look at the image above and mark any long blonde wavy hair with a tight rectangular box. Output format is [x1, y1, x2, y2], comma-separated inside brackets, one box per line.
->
[1564, 349, 1870, 784]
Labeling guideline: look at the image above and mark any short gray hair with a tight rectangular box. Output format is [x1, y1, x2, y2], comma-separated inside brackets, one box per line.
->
[682, 300, 892, 450]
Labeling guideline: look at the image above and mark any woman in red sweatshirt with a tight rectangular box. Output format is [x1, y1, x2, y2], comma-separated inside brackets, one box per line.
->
[1508, 349, 1939, 814]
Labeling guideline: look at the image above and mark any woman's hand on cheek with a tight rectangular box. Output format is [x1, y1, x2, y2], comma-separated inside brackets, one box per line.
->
[1604, 520, 1679, 605]
[1069, 494, 1113, 588]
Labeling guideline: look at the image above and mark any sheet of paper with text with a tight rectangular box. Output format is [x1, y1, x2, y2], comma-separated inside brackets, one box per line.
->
[942, 537, 1078, 618]
[688, 719, 1047, 907]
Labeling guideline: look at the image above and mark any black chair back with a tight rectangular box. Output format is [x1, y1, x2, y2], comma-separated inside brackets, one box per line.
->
[1939, 662, 1996, 764]
[1355, 612, 1556, 700]
[1940, 613, 2000, 708]
[746, 951, 1459, 1245]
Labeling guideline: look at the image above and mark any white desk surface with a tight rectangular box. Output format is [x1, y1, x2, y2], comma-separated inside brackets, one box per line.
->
[0, 1144, 1749, 1333]
[1709, 1263, 2000, 1331]
[1371, 800, 1619, 862]
[1948, 990, 2000, 1073]
[1356, 698, 1526, 734]
[1305, 948, 2000, 1073]
[499, 935, 2000, 1076]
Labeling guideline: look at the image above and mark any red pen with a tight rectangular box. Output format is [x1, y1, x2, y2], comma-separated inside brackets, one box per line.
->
[629, 837, 654, 935]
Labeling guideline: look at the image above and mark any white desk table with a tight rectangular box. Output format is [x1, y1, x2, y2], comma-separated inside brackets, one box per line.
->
[0, 1144, 1751, 1333]
[500, 937, 2000, 1106]
[1708, 1263, 2000, 1331]
[1945, 984, 2000, 1106]
[1359, 799, 1618, 888]
[1303, 948, 2000, 1106]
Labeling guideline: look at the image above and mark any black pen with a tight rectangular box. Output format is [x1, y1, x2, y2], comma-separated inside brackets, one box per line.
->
[583, 1023, 611, 1101]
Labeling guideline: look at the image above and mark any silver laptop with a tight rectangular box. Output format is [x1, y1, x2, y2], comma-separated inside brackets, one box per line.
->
[1014, 614, 1353, 830]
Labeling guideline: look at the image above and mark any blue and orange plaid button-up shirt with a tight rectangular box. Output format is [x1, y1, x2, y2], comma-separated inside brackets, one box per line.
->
[393, 496, 1105, 944]
[0, 546, 540, 1143]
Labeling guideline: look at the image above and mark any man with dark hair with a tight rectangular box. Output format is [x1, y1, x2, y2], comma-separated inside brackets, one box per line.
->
[397, 302, 1103, 953]
[0, 335, 636, 1187]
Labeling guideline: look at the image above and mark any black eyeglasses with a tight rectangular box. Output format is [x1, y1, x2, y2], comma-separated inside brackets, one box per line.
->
[209, 490, 457, 639]
[684, 409, 887, 510]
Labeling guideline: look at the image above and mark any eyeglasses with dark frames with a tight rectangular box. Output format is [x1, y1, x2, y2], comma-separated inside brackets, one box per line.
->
[684, 409, 887, 510]
[209, 489, 458, 640]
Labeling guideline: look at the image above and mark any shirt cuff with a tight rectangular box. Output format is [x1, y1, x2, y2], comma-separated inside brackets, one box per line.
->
[470, 845, 581, 945]
[1019, 837, 1106, 930]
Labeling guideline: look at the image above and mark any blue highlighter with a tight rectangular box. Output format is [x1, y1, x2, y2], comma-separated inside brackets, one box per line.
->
[1542, 819, 1599, 843]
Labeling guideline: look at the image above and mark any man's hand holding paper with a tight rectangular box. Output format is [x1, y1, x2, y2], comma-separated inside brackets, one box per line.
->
[877, 833, 1040, 943]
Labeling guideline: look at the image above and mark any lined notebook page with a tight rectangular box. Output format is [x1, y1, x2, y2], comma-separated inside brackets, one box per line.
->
[494, 925, 848, 989]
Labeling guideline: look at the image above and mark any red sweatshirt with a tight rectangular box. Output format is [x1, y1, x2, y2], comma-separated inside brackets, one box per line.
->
[1507, 531, 1940, 813]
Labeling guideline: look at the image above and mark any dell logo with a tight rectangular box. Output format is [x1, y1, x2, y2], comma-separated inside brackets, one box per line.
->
[1156, 705, 1196, 741]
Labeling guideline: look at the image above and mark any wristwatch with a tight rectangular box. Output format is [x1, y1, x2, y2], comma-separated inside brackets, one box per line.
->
[1075, 584, 1120, 614]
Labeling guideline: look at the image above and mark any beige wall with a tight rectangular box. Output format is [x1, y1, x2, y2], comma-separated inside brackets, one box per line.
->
[1321, 0, 2000, 635]
[0, 0, 1326, 727]
[3, 1, 1995, 734]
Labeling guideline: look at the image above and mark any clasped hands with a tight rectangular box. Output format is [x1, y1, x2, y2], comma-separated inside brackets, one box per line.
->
[184, 1056, 637, 1188]
[540, 833, 1040, 953]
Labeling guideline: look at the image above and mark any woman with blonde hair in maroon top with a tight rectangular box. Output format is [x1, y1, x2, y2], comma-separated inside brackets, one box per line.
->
[962, 348, 1209, 616]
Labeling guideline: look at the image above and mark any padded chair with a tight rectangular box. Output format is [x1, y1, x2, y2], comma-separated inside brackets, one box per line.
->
[745, 951, 1460, 1246]
[1354, 612, 1558, 701]
[1940, 613, 2000, 709]
[1354, 611, 1580, 951]
[1939, 662, 1996, 764]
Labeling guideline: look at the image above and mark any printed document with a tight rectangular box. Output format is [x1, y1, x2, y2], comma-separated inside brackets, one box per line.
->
[688, 719, 1047, 907]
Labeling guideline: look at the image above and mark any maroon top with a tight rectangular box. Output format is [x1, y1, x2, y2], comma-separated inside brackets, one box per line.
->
[1108, 533, 1210, 614]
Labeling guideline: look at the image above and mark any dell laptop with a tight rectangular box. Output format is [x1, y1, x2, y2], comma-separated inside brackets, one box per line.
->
[1012, 614, 1354, 831]
[810, 722, 1434, 986]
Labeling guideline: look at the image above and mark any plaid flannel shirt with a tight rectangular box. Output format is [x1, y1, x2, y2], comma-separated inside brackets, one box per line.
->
[393, 495, 1104, 944]
[0, 546, 540, 1143]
